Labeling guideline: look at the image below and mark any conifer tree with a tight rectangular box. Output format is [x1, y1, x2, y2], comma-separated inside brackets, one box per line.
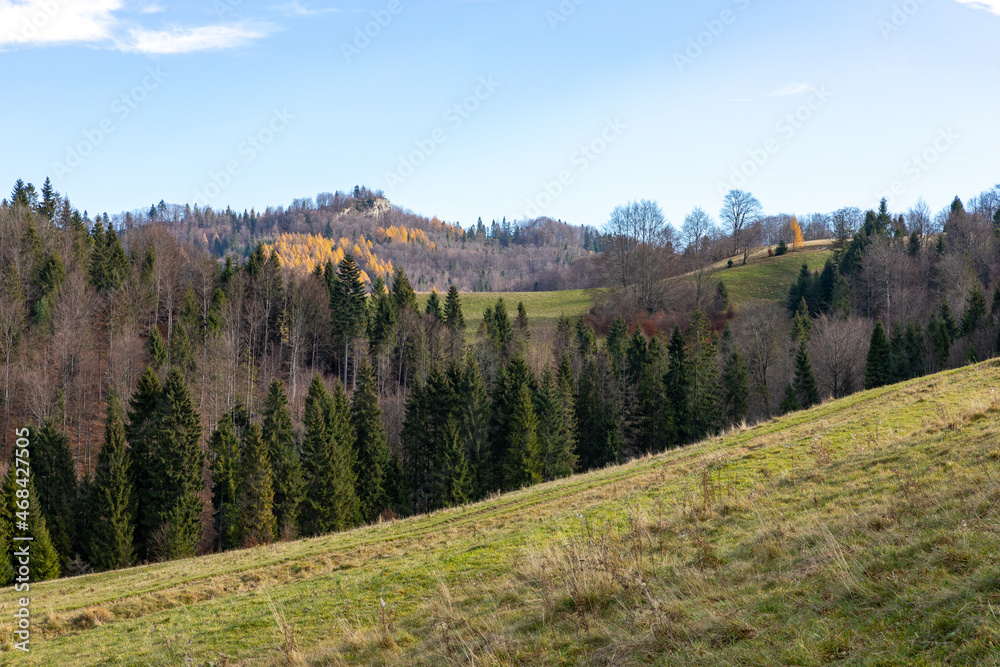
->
[606, 315, 629, 375]
[238, 423, 275, 547]
[661, 326, 692, 448]
[300, 375, 337, 535]
[780, 383, 799, 414]
[146, 327, 167, 369]
[0, 467, 15, 585]
[169, 324, 196, 377]
[31, 421, 77, 567]
[332, 255, 368, 389]
[351, 360, 390, 523]
[209, 413, 241, 551]
[575, 351, 623, 469]
[328, 383, 361, 531]
[262, 380, 303, 539]
[367, 275, 397, 356]
[402, 367, 460, 511]
[503, 383, 543, 490]
[3, 469, 61, 581]
[392, 266, 418, 312]
[425, 290, 443, 320]
[144, 370, 204, 560]
[456, 356, 490, 498]
[791, 298, 813, 342]
[434, 418, 474, 507]
[444, 284, 465, 331]
[535, 368, 577, 480]
[793, 339, 820, 409]
[688, 312, 722, 440]
[487, 354, 535, 487]
[961, 285, 987, 338]
[864, 321, 892, 390]
[722, 349, 749, 425]
[126, 367, 161, 561]
[89, 392, 136, 570]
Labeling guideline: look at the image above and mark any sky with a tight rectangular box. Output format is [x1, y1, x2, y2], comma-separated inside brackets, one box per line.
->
[1, 0, 999, 230]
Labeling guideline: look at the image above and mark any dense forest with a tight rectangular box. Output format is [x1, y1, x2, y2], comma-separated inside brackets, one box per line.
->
[0, 177, 998, 581]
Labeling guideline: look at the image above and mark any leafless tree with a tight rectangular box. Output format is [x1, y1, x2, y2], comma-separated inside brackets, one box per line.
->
[810, 315, 869, 399]
[737, 302, 783, 419]
[719, 189, 763, 263]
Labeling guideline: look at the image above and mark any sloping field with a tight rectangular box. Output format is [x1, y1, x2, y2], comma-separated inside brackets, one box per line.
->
[417, 289, 596, 338]
[2, 361, 999, 665]
[706, 245, 834, 306]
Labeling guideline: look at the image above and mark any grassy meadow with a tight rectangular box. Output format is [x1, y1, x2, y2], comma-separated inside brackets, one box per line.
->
[3, 359, 999, 665]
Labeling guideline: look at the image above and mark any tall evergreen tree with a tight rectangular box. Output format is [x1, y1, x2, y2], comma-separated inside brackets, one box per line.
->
[31, 421, 77, 568]
[89, 392, 136, 570]
[864, 321, 892, 390]
[961, 285, 988, 338]
[722, 350, 749, 426]
[261, 380, 303, 539]
[144, 370, 204, 560]
[661, 327, 693, 448]
[575, 351, 623, 470]
[146, 327, 167, 369]
[793, 340, 820, 409]
[503, 384, 543, 489]
[425, 290, 444, 321]
[126, 367, 162, 561]
[351, 360, 390, 523]
[300, 376, 337, 535]
[238, 423, 275, 547]
[456, 356, 490, 498]
[209, 413, 241, 551]
[535, 368, 577, 480]
[328, 383, 361, 531]
[332, 255, 368, 389]
[433, 418, 474, 508]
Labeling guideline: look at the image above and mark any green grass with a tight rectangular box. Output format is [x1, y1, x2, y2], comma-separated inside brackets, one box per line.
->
[418, 289, 596, 337]
[709, 247, 833, 305]
[5, 360, 1000, 665]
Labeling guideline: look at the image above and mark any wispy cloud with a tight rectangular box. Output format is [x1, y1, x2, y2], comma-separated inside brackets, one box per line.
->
[273, 1, 340, 17]
[0, 0, 274, 52]
[953, 0, 1000, 15]
[118, 23, 277, 54]
[767, 83, 812, 97]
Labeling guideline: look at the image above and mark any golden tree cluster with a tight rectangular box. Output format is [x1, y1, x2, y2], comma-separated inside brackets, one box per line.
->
[264, 233, 393, 283]
[376, 225, 437, 250]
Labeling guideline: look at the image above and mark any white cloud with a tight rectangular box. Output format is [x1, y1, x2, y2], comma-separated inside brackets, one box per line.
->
[0, 0, 122, 47]
[0, 0, 274, 52]
[118, 23, 276, 54]
[767, 83, 812, 97]
[953, 0, 1000, 14]
[273, 2, 340, 17]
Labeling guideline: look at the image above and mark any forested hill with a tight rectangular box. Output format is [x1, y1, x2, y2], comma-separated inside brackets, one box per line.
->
[121, 185, 600, 293]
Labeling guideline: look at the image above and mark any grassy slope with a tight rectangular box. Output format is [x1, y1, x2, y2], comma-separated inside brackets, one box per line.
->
[4, 361, 1000, 665]
[704, 246, 833, 306]
[417, 289, 596, 338]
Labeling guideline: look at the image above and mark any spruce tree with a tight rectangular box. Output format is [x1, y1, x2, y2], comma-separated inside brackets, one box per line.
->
[722, 350, 749, 426]
[89, 392, 136, 570]
[503, 384, 543, 490]
[425, 290, 444, 321]
[3, 469, 61, 581]
[793, 340, 819, 409]
[351, 360, 390, 523]
[238, 423, 275, 547]
[126, 367, 162, 561]
[146, 327, 167, 369]
[864, 321, 892, 390]
[328, 383, 361, 531]
[661, 326, 692, 448]
[300, 375, 337, 535]
[434, 418, 474, 507]
[961, 285, 987, 338]
[31, 421, 77, 568]
[535, 368, 577, 480]
[333, 255, 368, 390]
[575, 351, 623, 470]
[444, 284, 465, 331]
[209, 413, 241, 551]
[456, 356, 490, 498]
[780, 383, 799, 414]
[145, 370, 204, 561]
[261, 380, 303, 539]
[0, 467, 15, 585]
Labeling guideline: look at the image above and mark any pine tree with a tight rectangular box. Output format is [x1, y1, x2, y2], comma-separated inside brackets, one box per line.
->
[31, 421, 77, 568]
[328, 383, 361, 531]
[688, 311, 722, 440]
[261, 380, 303, 539]
[434, 418, 474, 507]
[3, 469, 61, 581]
[144, 370, 204, 561]
[89, 392, 136, 570]
[300, 376, 337, 535]
[791, 298, 813, 342]
[126, 367, 162, 561]
[209, 413, 241, 551]
[793, 340, 820, 409]
[722, 350, 749, 426]
[0, 467, 16, 585]
[391, 266, 418, 312]
[661, 326, 692, 449]
[606, 315, 629, 375]
[238, 423, 275, 547]
[169, 324, 196, 377]
[864, 321, 892, 390]
[351, 360, 390, 523]
[575, 351, 623, 469]
[444, 284, 465, 331]
[425, 290, 444, 320]
[456, 356, 490, 498]
[961, 285, 987, 338]
[332, 255, 368, 389]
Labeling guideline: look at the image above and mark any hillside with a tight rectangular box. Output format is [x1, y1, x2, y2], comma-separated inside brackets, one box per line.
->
[417, 289, 596, 340]
[4, 360, 999, 665]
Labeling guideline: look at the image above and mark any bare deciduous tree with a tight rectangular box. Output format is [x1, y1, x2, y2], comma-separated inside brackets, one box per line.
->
[720, 189, 763, 263]
[811, 315, 869, 399]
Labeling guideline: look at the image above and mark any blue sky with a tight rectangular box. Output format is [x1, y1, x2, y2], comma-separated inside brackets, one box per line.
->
[2, 0, 998, 229]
